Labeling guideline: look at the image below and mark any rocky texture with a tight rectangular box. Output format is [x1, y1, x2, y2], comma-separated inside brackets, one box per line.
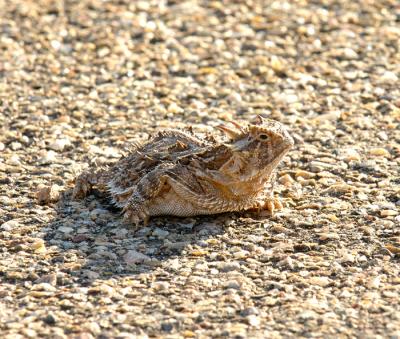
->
[0, 0, 399, 338]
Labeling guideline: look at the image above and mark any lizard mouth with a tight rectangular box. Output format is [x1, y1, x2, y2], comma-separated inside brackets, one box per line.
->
[239, 146, 291, 182]
[228, 138, 252, 152]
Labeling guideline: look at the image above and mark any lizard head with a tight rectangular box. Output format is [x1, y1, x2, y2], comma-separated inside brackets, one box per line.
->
[217, 115, 294, 181]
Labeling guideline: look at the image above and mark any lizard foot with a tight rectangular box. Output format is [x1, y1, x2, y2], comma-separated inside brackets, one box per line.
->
[122, 206, 149, 230]
[263, 197, 283, 216]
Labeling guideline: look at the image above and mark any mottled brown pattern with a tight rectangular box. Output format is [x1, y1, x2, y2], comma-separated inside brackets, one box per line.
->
[72, 116, 293, 228]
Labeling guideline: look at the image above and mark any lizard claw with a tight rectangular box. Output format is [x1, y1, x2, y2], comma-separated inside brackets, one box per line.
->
[123, 207, 149, 230]
[263, 197, 283, 216]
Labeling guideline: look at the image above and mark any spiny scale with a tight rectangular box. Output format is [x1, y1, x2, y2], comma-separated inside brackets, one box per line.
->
[72, 116, 294, 230]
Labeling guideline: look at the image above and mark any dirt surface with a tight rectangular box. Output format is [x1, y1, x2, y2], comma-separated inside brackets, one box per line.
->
[1, 0, 400, 338]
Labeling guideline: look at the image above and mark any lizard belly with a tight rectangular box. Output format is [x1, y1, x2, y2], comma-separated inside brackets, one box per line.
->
[147, 187, 256, 217]
[147, 188, 211, 217]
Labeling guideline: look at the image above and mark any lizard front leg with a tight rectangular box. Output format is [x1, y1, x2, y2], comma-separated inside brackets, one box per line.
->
[263, 173, 284, 215]
[262, 195, 284, 215]
[248, 192, 283, 216]
[252, 174, 283, 216]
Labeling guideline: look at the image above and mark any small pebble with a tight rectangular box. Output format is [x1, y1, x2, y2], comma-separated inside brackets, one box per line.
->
[152, 228, 169, 238]
[123, 250, 151, 265]
[38, 150, 57, 164]
[48, 138, 71, 151]
[219, 261, 241, 272]
[380, 210, 398, 217]
[378, 71, 398, 84]
[369, 148, 390, 157]
[1, 219, 21, 231]
[308, 276, 331, 287]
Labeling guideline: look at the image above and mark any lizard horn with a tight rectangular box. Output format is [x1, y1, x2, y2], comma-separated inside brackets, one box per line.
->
[255, 115, 266, 125]
[228, 120, 244, 131]
[216, 124, 241, 138]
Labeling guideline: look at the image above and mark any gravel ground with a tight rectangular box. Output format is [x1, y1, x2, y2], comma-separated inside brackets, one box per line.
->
[1, 0, 400, 338]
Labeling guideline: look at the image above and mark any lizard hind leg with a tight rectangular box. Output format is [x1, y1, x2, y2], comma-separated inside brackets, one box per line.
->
[121, 188, 155, 231]
[120, 169, 170, 229]
[122, 201, 150, 230]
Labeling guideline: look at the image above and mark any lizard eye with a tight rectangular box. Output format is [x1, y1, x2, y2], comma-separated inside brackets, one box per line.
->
[258, 134, 269, 141]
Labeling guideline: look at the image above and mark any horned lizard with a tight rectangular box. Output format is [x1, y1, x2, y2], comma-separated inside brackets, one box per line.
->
[72, 116, 294, 228]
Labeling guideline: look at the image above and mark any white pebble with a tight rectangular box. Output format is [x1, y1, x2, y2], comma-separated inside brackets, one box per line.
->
[1, 220, 21, 231]
[341, 48, 358, 59]
[123, 250, 151, 265]
[48, 138, 71, 151]
[309, 276, 331, 287]
[8, 155, 21, 166]
[378, 71, 398, 84]
[38, 150, 57, 164]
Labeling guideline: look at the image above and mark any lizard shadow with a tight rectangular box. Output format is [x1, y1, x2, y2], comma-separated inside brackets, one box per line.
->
[42, 189, 230, 285]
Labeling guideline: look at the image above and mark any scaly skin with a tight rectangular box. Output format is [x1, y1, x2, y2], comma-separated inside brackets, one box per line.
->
[72, 116, 294, 228]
